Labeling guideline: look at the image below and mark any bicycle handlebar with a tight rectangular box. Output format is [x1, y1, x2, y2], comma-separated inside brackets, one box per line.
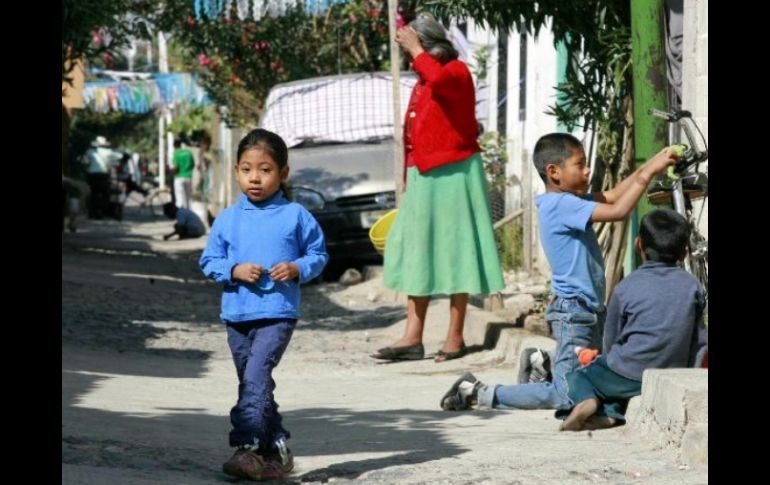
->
[648, 108, 708, 174]
[649, 108, 692, 122]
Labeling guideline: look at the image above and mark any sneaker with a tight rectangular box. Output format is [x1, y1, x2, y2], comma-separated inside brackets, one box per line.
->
[529, 349, 552, 382]
[517, 348, 553, 384]
[440, 372, 482, 411]
[222, 448, 284, 481]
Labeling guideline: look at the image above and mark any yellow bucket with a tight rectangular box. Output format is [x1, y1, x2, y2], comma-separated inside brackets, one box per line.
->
[369, 209, 398, 255]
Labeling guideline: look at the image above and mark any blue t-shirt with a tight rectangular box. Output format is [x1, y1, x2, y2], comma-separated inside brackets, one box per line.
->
[535, 192, 605, 311]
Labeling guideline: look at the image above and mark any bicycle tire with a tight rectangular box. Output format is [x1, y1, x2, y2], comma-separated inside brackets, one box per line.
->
[685, 194, 708, 329]
[689, 229, 708, 285]
[692, 255, 708, 327]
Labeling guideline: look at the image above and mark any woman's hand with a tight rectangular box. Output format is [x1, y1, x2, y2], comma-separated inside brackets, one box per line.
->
[395, 26, 425, 58]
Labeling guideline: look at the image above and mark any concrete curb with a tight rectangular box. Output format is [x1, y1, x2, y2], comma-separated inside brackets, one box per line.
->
[626, 368, 708, 468]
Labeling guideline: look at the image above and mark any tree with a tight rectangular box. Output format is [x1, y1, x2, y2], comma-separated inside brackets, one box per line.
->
[62, 0, 157, 90]
[62, 0, 159, 175]
[157, 0, 391, 125]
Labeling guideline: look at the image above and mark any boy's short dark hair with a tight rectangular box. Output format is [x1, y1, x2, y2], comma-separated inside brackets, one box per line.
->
[533, 133, 583, 184]
[639, 209, 690, 263]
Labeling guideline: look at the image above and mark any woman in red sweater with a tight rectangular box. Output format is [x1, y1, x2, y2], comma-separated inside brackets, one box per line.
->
[372, 14, 505, 363]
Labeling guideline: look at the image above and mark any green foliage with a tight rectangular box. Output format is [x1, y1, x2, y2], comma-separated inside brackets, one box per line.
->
[472, 45, 491, 83]
[166, 104, 215, 140]
[62, 0, 157, 87]
[479, 131, 509, 194]
[496, 218, 523, 271]
[69, 110, 158, 174]
[157, 0, 391, 125]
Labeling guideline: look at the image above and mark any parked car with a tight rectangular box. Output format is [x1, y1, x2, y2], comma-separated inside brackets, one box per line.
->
[261, 72, 416, 275]
[289, 140, 397, 266]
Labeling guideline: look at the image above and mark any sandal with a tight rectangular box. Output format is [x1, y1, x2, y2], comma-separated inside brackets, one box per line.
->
[370, 343, 425, 361]
[434, 344, 467, 362]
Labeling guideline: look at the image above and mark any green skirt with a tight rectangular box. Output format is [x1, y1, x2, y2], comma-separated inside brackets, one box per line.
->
[383, 153, 505, 296]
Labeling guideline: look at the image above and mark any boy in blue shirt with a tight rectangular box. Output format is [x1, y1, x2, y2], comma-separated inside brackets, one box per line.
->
[441, 133, 679, 418]
[162, 202, 206, 240]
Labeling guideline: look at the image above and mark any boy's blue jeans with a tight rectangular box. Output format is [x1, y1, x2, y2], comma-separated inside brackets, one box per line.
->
[477, 295, 604, 410]
[226, 319, 296, 450]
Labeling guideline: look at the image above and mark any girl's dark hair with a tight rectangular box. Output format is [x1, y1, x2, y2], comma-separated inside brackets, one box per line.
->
[236, 128, 291, 198]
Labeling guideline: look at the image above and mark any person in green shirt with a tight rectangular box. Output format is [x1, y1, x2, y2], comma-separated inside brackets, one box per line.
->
[172, 139, 195, 209]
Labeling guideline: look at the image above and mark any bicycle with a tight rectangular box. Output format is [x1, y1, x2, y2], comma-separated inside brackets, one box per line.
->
[646, 108, 708, 305]
[140, 185, 173, 217]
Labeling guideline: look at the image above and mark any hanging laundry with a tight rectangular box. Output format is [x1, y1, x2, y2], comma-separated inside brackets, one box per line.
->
[236, 0, 250, 19]
[83, 73, 211, 114]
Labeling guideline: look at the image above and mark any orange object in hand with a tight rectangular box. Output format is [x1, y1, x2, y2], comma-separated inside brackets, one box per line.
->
[576, 347, 599, 367]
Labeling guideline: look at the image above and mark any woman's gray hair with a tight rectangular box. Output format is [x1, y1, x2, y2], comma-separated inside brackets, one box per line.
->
[409, 15, 459, 64]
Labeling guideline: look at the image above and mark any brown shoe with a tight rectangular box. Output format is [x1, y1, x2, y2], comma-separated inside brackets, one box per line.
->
[264, 446, 294, 475]
[222, 449, 284, 481]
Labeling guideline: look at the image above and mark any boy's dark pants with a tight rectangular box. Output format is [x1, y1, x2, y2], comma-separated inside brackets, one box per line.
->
[226, 319, 296, 450]
[566, 355, 642, 423]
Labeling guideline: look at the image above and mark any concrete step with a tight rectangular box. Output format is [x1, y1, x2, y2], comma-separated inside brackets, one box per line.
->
[626, 368, 708, 468]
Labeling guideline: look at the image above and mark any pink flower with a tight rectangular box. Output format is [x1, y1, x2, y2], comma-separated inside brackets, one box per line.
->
[198, 53, 211, 67]
[350, 14, 358, 23]
[186, 17, 196, 26]
[396, 13, 406, 29]
[270, 61, 285, 73]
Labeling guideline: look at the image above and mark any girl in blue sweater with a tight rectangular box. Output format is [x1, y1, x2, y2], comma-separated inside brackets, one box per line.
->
[200, 129, 328, 481]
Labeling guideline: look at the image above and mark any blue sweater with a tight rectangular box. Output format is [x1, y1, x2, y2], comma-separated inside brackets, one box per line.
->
[604, 261, 707, 380]
[200, 192, 329, 323]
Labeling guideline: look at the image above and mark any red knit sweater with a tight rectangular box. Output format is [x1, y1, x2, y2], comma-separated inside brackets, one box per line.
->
[409, 52, 481, 173]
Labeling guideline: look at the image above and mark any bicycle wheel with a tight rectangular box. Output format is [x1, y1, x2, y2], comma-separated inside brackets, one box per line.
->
[688, 230, 708, 288]
[689, 226, 708, 316]
[693, 261, 708, 327]
[149, 189, 173, 217]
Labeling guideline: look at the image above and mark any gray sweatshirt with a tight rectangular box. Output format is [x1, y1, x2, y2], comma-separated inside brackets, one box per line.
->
[604, 261, 707, 381]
